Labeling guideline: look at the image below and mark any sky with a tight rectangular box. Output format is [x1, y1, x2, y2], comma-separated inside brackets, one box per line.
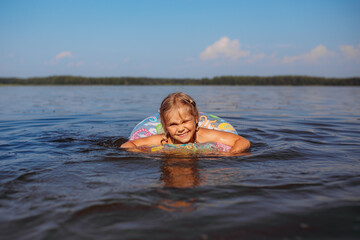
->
[1, 0, 360, 78]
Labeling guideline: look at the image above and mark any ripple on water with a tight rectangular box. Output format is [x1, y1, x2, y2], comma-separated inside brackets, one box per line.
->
[0, 86, 359, 239]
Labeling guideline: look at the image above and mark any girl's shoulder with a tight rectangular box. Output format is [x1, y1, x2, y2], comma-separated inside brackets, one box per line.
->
[197, 127, 239, 141]
[197, 127, 226, 140]
[198, 127, 233, 134]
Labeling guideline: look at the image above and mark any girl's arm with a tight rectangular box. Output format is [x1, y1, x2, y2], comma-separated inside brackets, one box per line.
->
[120, 134, 163, 148]
[229, 135, 251, 153]
[198, 128, 250, 153]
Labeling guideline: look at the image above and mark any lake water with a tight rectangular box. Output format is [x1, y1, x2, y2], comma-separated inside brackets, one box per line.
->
[0, 86, 359, 240]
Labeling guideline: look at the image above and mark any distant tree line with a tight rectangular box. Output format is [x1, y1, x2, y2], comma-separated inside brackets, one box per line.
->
[0, 75, 359, 86]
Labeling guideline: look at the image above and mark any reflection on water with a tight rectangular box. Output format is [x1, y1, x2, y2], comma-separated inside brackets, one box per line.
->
[160, 157, 202, 189]
[158, 156, 201, 212]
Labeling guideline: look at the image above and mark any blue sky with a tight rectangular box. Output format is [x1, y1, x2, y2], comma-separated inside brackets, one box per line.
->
[1, 0, 359, 78]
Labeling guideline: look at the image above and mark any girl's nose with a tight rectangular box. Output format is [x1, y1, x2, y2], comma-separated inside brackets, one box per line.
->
[178, 125, 185, 132]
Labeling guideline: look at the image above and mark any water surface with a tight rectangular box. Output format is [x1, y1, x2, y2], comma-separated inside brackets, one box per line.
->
[0, 86, 359, 239]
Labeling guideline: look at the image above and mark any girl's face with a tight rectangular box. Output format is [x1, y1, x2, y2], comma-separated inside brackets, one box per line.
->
[164, 106, 198, 144]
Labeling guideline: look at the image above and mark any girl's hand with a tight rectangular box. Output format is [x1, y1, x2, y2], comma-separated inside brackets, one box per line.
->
[229, 136, 251, 153]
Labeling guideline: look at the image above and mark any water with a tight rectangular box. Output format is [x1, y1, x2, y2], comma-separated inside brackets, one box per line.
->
[0, 86, 359, 240]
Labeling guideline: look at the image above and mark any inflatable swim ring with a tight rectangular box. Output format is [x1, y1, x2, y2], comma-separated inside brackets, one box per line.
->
[147, 142, 232, 153]
[129, 112, 237, 152]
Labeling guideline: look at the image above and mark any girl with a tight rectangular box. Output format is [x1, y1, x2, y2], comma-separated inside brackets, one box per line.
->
[121, 92, 250, 153]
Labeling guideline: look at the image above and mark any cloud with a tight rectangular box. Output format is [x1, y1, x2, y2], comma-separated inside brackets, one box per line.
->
[200, 37, 250, 61]
[339, 44, 360, 62]
[55, 51, 73, 60]
[45, 51, 74, 66]
[282, 45, 335, 64]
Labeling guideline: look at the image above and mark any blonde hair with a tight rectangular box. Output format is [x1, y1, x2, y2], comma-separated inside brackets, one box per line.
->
[159, 92, 199, 144]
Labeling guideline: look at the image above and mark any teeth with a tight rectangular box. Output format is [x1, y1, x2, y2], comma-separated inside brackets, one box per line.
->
[178, 132, 188, 137]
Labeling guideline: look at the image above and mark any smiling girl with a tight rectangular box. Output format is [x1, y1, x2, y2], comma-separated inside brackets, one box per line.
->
[121, 92, 250, 153]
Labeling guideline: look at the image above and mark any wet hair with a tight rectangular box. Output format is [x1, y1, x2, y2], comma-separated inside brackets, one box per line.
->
[159, 92, 199, 144]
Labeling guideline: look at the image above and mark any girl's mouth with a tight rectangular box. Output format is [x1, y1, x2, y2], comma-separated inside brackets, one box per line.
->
[177, 131, 189, 137]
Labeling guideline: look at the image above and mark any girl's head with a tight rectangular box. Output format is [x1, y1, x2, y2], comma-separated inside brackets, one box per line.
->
[159, 92, 199, 144]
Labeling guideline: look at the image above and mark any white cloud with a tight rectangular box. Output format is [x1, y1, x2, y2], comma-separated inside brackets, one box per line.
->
[282, 45, 335, 64]
[339, 44, 360, 62]
[55, 51, 73, 60]
[45, 51, 74, 65]
[200, 37, 250, 61]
